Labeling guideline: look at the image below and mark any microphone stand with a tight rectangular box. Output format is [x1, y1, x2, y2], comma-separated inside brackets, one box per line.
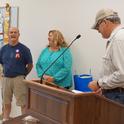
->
[40, 34, 81, 84]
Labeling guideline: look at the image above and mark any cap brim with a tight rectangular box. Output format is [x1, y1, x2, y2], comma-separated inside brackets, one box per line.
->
[91, 22, 97, 30]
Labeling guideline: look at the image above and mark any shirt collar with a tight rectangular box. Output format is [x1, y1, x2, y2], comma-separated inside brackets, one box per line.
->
[108, 25, 124, 41]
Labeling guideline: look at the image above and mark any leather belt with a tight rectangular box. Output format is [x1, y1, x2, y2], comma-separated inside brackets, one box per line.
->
[102, 87, 124, 93]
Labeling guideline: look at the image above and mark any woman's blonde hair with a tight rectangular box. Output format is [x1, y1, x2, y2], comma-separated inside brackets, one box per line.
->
[48, 30, 67, 47]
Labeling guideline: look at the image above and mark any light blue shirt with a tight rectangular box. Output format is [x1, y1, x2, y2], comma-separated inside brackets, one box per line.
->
[36, 47, 72, 88]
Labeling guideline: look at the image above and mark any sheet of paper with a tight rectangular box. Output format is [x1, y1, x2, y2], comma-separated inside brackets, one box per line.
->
[72, 89, 83, 93]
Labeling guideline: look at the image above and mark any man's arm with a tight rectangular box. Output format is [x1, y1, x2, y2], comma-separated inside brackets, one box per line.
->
[26, 63, 33, 75]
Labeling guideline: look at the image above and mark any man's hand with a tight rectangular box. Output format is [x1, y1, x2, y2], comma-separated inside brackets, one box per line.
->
[95, 88, 102, 95]
[88, 80, 102, 95]
[88, 80, 100, 92]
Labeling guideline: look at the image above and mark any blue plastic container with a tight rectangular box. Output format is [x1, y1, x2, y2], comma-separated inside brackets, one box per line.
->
[74, 74, 93, 92]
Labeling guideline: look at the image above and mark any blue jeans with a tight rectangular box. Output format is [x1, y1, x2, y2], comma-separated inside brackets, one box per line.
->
[103, 92, 124, 105]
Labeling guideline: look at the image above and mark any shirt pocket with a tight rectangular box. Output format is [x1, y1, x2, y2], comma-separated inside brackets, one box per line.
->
[102, 54, 114, 74]
[102, 47, 112, 66]
[103, 56, 111, 64]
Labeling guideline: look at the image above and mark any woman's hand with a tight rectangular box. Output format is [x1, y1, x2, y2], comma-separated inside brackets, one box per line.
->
[43, 75, 54, 82]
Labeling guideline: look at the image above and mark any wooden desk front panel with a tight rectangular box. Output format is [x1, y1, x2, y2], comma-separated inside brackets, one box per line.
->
[27, 88, 74, 124]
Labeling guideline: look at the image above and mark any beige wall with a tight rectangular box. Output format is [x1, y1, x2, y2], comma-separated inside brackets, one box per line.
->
[0, 0, 124, 80]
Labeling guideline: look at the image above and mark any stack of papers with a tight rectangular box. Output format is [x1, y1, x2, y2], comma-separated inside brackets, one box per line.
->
[72, 89, 83, 94]
[80, 75, 92, 78]
[22, 115, 40, 123]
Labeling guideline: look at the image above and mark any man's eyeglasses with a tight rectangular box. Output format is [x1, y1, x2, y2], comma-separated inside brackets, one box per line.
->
[95, 19, 104, 30]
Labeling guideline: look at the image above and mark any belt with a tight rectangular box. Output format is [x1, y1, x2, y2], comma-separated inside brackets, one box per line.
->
[102, 87, 124, 93]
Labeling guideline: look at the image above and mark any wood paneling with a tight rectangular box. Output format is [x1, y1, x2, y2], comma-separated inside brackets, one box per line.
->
[4, 80, 124, 124]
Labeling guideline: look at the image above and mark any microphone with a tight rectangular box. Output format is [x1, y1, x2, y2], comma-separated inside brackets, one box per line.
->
[40, 34, 81, 83]
[76, 34, 81, 39]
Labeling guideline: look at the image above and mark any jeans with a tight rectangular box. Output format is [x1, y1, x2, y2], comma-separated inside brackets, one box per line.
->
[103, 91, 124, 105]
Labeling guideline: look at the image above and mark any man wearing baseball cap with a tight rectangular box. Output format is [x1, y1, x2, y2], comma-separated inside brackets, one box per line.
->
[89, 8, 124, 104]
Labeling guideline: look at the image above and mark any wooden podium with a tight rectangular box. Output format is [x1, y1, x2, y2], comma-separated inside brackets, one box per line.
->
[4, 80, 124, 124]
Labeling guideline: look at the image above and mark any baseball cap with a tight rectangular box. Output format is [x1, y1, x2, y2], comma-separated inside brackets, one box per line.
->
[92, 9, 118, 29]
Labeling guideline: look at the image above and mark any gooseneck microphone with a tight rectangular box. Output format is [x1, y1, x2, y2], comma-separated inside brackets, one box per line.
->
[40, 34, 81, 83]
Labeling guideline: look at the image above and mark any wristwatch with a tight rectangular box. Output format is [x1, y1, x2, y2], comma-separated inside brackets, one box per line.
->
[97, 81, 100, 88]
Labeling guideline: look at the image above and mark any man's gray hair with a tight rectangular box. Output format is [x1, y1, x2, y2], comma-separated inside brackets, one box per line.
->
[105, 15, 121, 24]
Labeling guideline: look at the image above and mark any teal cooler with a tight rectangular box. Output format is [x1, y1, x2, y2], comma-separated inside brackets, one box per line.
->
[74, 74, 93, 92]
